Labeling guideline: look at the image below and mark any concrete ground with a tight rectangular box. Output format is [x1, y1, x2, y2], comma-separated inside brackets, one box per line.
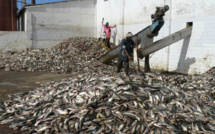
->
[0, 71, 74, 134]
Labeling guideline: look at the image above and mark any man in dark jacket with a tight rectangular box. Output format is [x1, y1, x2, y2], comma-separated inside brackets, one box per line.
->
[150, 5, 169, 37]
[117, 32, 135, 76]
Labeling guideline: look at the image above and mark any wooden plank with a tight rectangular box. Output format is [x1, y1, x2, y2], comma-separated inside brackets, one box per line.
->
[98, 25, 192, 64]
[140, 27, 192, 57]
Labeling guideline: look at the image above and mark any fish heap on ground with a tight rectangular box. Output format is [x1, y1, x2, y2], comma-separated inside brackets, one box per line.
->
[0, 68, 215, 133]
[0, 37, 215, 133]
[206, 67, 215, 76]
[0, 37, 112, 74]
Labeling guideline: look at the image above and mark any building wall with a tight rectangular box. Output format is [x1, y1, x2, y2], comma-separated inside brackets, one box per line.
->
[25, 0, 96, 49]
[0, 32, 28, 52]
[0, 0, 96, 53]
[96, 0, 215, 74]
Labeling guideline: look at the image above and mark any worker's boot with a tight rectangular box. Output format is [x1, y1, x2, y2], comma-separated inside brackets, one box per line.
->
[99, 42, 103, 47]
[120, 72, 131, 81]
[151, 28, 159, 37]
[105, 46, 108, 50]
[153, 31, 158, 37]
[124, 75, 131, 81]
[116, 72, 123, 79]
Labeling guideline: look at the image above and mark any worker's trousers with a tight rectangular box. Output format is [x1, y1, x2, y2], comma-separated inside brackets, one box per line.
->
[152, 20, 164, 35]
[105, 38, 111, 49]
[117, 56, 129, 76]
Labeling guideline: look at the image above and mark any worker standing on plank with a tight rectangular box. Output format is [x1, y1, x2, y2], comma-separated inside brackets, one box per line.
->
[148, 5, 169, 38]
[145, 5, 169, 72]
[102, 18, 116, 50]
[117, 32, 135, 77]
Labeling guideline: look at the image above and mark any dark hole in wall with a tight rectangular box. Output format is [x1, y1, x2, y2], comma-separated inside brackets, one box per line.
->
[187, 22, 193, 27]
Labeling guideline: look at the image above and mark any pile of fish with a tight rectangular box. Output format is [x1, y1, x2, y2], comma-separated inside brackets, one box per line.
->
[0, 37, 215, 133]
[206, 67, 215, 76]
[0, 69, 215, 133]
[0, 37, 110, 73]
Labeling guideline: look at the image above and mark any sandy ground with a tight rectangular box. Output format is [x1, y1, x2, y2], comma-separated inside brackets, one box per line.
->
[0, 71, 74, 134]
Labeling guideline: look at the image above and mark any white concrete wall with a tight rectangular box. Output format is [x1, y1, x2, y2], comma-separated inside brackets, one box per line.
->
[160, 0, 215, 74]
[26, 0, 96, 49]
[0, 0, 96, 53]
[96, 0, 215, 74]
[0, 32, 28, 52]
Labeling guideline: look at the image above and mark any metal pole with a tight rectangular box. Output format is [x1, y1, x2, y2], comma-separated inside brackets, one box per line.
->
[22, 0, 26, 8]
[31, 0, 36, 5]
[136, 36, 140, 72]
[167, 0, 172, 72]
[11, 0, 13, 31]
[122, 0, 125, 38]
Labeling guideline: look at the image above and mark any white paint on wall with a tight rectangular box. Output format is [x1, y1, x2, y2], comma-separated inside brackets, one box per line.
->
[0, 32, 28, 53]
[1, 0, 96, 51]
[26, 0, 96, 49]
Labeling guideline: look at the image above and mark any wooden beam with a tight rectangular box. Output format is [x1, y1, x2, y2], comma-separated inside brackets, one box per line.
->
[140, 26, 192, 57]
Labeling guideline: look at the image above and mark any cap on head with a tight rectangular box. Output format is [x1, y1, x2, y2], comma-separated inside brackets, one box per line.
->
[126, 32, 133, 38]
[105, 22, 109, 26]
[164, 5, 169, 11]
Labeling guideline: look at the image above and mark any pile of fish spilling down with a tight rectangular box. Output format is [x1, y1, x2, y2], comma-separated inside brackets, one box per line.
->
[0, 37, 215, 133]
[0, 37, 110, 73]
